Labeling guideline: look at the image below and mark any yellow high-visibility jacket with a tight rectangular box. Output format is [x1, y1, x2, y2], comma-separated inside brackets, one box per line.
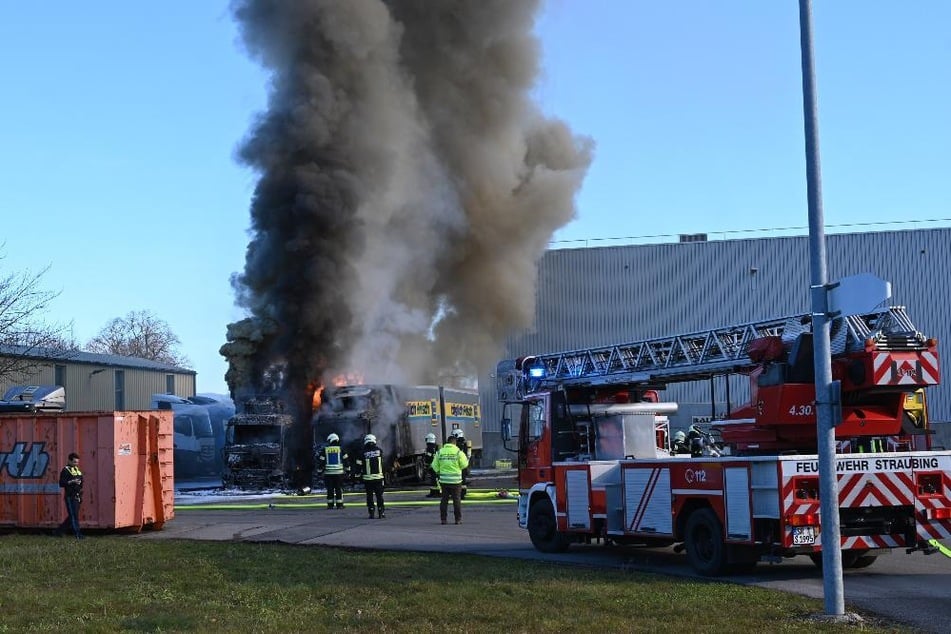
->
[432, 443, 469, 485]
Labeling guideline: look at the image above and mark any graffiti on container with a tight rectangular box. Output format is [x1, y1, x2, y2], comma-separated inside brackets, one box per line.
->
[0, 442, 59, 495]
[0, 442, 50, 478]
[0, 442, 58, 494]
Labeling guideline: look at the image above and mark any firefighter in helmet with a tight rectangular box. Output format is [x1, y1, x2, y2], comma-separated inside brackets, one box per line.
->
[423, 432, 440, 498]
[355, 434, 385, 519]
[451, 428, 472, 499]
[670, 430, 689, 455]
[318, 433, 348, 509]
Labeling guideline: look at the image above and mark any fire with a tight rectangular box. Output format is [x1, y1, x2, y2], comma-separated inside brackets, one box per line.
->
[311, 372, 364, 410]
[312, 385, 325, 409]
[332, 372, 365, 387]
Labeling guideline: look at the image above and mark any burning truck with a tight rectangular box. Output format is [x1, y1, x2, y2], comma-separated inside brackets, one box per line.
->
[313, 385, 481, 485]
[221, 397, 296, 489]
[221, 385, 481, 490]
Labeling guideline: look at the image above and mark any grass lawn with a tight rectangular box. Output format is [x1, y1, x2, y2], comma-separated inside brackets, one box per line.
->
[0, 535, 905, 632]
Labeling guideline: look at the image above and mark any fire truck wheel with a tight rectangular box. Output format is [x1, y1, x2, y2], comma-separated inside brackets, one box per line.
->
[684, 508, 728, 576]
[849, 554, 877, 569]
[809, 550, 877, 570]
[528, 498, 570, 554]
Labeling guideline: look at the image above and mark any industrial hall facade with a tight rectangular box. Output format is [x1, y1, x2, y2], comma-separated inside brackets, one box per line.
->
[477, 227, 950, 464]
[0, 345, 196, 411]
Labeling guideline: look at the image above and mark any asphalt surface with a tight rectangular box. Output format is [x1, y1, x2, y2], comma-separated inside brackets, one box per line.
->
[139, 472, 951, 633]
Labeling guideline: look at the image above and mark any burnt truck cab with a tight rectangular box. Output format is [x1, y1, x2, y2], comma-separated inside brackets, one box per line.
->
[222, 399, 295, 489]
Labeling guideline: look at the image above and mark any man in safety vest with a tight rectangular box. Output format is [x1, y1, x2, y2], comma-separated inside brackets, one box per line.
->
[355, 434, 385, 519]
[423, 432, 440, 498]
[318, 433, 348, 509]
[432, 430, 469, 524]
[56, 452, 84, 539]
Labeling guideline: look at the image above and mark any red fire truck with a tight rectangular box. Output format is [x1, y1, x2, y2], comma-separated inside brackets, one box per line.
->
[497, 305, 951, 575]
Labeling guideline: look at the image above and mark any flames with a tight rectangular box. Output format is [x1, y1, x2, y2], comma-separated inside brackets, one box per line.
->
[311, 385, 324, 410]
[310, 372, 366, 410]
[332, 372, 365, 386]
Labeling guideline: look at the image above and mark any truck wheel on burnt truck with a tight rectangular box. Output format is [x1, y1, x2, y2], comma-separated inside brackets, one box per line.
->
[528, 497, 570, 554]
[684, 507, 728, 576]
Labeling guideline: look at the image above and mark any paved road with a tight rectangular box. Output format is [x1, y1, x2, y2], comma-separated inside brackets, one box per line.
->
[144, 482, 951, 633]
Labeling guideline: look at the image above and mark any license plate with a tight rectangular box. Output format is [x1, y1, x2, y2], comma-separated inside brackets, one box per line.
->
[792, 526, 817, 545]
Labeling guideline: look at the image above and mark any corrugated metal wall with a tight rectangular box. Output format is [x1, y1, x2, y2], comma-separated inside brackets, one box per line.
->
[480, 228, 950, 460]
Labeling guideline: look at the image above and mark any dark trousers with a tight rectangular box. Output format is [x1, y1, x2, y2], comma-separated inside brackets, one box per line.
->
[59, 496, 82, 537]
[440, 483, 463, 522]
[325, 474, 344, 506]
[427, 469, 440, 496]
[364, 479, 384, 512]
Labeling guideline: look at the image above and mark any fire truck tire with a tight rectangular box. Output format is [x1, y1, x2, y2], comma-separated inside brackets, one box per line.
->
[849, 554, 877, 569]
[809, 550, 877, 569]
[851, 555, 878, 568]
[528, 498, 570, 553]
[684, 508, 728, 576]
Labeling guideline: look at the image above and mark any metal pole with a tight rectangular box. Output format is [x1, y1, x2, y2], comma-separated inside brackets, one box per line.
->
[798, 0, 845, 615]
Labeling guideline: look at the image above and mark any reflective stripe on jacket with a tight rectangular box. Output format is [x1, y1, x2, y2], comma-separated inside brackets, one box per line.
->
[323, 445, 345, 475]
[359, 446, 384, 481]
[432, 443, 469, 484]
[60, 465, 83, 499]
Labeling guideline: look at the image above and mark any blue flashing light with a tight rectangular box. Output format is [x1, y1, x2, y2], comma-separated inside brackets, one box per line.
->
[528, 364, 546, 379]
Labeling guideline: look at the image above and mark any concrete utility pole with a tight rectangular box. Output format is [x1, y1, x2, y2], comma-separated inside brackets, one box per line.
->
[798, 0, 845, 615]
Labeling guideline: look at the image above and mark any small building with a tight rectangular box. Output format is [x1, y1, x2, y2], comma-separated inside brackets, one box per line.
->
[0, 344, 196, 411]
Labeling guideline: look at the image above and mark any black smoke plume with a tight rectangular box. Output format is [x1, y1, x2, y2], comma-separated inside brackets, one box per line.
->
[222, 0, 592, 471]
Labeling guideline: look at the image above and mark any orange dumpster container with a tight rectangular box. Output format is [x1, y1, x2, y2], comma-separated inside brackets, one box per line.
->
[0, 410, 174, 531]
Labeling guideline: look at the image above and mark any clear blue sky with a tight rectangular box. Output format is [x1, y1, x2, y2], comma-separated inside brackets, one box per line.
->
[2, 1, 948, 395]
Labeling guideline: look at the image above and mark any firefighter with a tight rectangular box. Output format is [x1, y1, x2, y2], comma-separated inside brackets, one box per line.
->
[670, 430, 689, 454]
[687, 426, 705, 457]
[432, 430, 470, 524]
[423, 432, 440, 498]
[451, 428, 472, 499]
[355, 434, 385, 519]
[318, 433, 348, 509]
[55, 452, 84, 539]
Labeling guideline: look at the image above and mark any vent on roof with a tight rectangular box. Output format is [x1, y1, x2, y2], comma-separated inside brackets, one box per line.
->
[679, 233, 708, 243]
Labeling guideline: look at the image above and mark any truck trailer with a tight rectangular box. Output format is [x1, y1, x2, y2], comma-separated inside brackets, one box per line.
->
[313, 384, 481, 484]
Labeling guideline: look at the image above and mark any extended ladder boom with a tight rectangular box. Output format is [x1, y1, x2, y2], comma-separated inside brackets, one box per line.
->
[497, 306, 929, 400]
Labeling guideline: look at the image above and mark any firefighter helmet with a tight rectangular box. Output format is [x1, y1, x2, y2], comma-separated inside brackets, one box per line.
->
[425, 433, 436, 443]
[672, 430, 686, 444]
[451, 428, 465, 439]
[364, 434, 377, 445]
[327, 433, 339, 443]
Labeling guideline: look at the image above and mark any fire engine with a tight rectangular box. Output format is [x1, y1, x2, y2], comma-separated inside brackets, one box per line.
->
[496, 304, 951, 575]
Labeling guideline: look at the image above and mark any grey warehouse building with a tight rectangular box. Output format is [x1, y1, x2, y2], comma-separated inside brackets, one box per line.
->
[477, 227, 950, 465]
